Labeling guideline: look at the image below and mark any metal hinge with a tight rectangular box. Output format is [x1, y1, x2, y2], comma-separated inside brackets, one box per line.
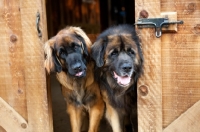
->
[135, 18, 183, 38]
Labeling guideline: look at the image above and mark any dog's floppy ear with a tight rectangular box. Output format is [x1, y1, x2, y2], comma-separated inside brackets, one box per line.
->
[91, 38, 107, 67]
[44, 37, 62, 73]
[52, 45, 62, 72]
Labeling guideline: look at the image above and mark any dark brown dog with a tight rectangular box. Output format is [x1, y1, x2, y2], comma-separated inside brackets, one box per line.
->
[44, 27, 104, 132]
[91, 24, 143, 132]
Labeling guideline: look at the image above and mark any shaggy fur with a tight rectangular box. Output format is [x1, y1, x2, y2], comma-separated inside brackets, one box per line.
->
[44, 27, 104, 132]
[91, 24, 143, 132]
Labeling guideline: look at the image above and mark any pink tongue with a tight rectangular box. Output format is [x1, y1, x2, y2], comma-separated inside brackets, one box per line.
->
[75, 71, 83, 76]
[114, 72, 131, 85]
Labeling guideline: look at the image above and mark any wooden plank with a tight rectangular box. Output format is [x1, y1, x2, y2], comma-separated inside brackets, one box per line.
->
[162, 0, 200, 35]
[164, 100, 200, 132]
[0, 97, 27, 132]
[46, 74, 53, 132]
[0, 0, 27, 120]
[42, 0, 54, 131]
[0, 126, 6, 132]
[0, 0, 53, 131]
[161, 0, 200, 128]
[20, 0, 53, 131]
[135, 0, 162, 131]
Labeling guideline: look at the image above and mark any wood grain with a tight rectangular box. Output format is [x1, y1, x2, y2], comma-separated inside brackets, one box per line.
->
[161, 0, 200, 128]
[0, 0, 53, 131]
[135, 0, 163, 131]
[164, 100, 200, 132]
[0, 97, 27, 132]
[0, 0, 27, 120]
[20, 0, 52, 131]
[0, 126, 6, 132]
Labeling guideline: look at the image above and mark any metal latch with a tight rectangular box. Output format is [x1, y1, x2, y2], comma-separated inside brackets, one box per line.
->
[135, 18, 183, 38]
[36, 12, 42, 37]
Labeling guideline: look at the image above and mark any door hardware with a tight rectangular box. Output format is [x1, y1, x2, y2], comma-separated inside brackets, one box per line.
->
[36, 12, 42, 37]
[135, 18, 183, 38]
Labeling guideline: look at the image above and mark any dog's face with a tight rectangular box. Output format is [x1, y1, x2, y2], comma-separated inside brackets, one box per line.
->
[44, 27, 92, 78]
[53, 35, 87, 77]
[91, 25, 143, 88]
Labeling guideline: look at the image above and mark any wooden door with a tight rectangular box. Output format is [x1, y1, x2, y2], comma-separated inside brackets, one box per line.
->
[135, 0, 200, 131]
[0, 0, 53, 132]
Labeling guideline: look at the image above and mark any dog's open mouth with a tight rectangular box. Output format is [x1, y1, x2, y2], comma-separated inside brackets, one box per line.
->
[75, 70, 85, 77]
[113, 71, 131, 87]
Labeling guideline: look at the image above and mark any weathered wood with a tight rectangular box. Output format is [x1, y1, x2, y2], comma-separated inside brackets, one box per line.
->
[135, 0, 163, 131]
[164, 100, 200, 132]
[161, 0, 200, 128]
[0, 97, 27, 132]
[46, 74, 54, 132]
[0, 126, 6, 132]
[0, 0, 27, 120]
[0, 0, 53, 131]
[20, 0, 53, 131]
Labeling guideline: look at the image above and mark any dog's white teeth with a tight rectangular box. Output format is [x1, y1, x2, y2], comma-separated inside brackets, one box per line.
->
[75, 71, 83, 76]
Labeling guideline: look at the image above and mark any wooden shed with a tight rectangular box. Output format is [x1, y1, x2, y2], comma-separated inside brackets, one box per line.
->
[0, 0, 200, 132]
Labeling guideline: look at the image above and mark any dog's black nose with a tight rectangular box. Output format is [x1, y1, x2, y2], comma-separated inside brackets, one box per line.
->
[74, 66, 81, 72]
[121, 63, 132, 73]
[72, 63, 82, 72]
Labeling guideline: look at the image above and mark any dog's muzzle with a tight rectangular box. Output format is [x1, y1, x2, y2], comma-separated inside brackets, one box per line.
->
[71, 62, 86, 77]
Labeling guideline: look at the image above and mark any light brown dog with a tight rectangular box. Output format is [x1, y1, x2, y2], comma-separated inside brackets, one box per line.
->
[44, 27, 104, 132]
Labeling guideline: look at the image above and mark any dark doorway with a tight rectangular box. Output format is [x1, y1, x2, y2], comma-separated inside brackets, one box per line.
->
[46, 0, 135, 38]
[100, 0, 135, 31]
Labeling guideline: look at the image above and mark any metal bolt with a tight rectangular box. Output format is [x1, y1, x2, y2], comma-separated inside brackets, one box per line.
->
[139, 85, 148, 96]
[139, 10, 149, 18]
[21, 123, 27, 129]
[10, 34, 17, 43]
[18, 89, 23, 94]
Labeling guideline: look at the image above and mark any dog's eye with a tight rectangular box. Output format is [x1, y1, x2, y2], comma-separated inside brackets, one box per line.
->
[60, 51, 64, 56]
[59, 50, 66, 57]
[111, 50, 118, 56]
[127, 49, 135, 55]
[74, 45, 79, 50]
[71, 43, 80, 50]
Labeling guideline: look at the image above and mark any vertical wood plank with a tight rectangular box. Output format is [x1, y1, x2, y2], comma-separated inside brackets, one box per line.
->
[42, 0, 54, 131]
[135, 0, 162, 131]
[0, 0, 52, 131]
[161, 0, 200, 128]
[0, 0, 27, 120]
[20, 0, 53, 131]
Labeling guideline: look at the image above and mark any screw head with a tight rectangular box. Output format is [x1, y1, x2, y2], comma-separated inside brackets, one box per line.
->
[21, 123, 27, 129]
